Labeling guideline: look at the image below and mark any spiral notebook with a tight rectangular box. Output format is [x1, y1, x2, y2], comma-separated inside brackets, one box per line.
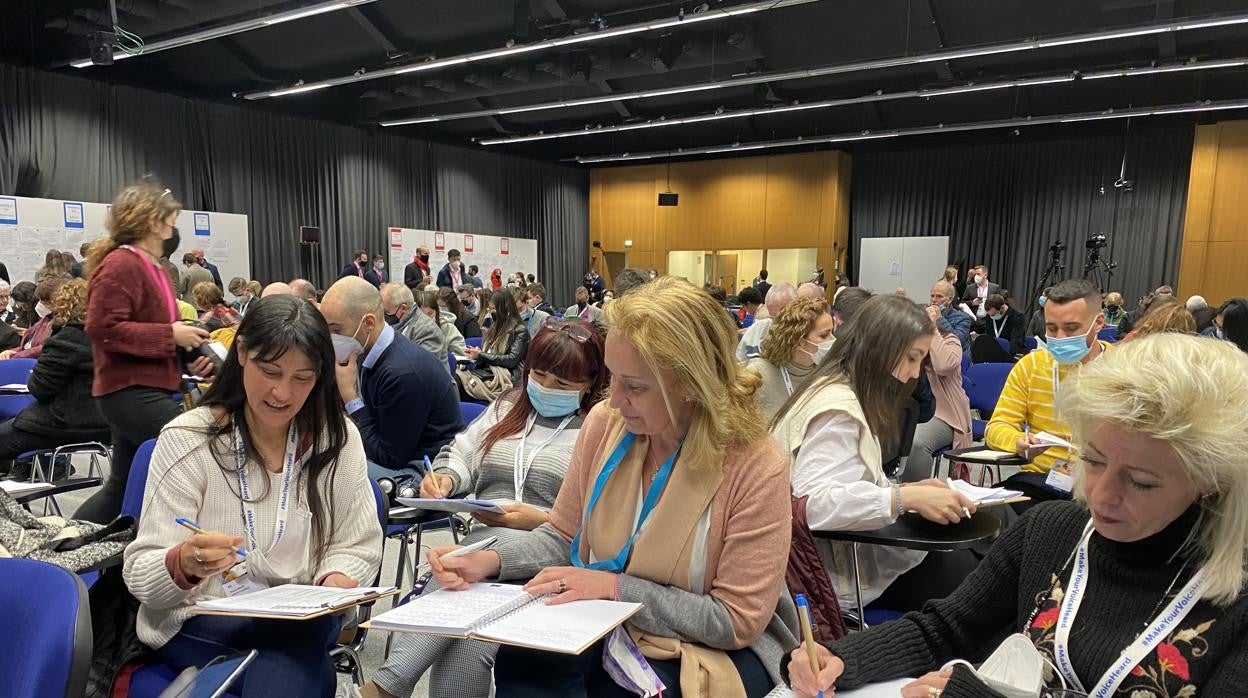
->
[366, 582, 642, 655]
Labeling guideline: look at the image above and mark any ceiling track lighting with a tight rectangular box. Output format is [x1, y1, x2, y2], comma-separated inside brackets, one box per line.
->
[570, 99, 1248, 164]
[239, 0, 823, 100]
[68, 0, 378, 68]
[378, 10, 1248, 127]
[476, 57, 1248, 145]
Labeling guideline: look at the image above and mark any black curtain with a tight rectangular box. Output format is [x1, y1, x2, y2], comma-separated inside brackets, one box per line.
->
[0, 64, 588, 301]
[850, 126, 1193, 308]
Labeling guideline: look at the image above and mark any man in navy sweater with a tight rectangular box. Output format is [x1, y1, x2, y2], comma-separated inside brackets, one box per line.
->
[321, 277, 462, 480]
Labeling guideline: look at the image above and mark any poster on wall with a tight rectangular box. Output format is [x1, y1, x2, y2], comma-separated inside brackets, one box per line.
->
[463, 234, 474, 253]
[63, 202, 84, 229]
[389, 228, 403, 248]
[434, 232, 445, 251]
[500, 237, 509, 255]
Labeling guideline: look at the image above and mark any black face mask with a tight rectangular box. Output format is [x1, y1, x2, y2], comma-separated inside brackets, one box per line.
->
[162, 227, 181, 259]
[384, 312, 401, 326]
[1107, 305, 1120, 313]
[577, 300, 587, 309]
[419, 254, 430, 263]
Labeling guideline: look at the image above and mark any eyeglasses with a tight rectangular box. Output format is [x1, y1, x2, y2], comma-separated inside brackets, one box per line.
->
[542, 315, 594, 343]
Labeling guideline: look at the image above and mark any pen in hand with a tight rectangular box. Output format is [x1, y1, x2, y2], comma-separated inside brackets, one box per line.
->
[175, 517, 247, 558]
[795, 594, 825, 698]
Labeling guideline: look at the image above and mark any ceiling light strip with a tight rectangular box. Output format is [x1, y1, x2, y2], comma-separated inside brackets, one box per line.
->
[378, 10, 1248, 126]
[69, 0, 379, 68]
[238, 0, 823, 99]
[571, 99, 1248, 163]
[476, 57, 1245, 145]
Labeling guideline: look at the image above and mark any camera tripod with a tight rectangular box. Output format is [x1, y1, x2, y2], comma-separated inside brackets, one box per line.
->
[1034, 247, 1065, 307]
[1083, 250, 1117, 292]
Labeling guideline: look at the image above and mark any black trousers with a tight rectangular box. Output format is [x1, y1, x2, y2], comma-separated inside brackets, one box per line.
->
[0, 419, 64, 470]
[75, 386, 180, 523]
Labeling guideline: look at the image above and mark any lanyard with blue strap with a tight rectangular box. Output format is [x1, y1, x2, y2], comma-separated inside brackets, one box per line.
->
[569, 431, 681, 572]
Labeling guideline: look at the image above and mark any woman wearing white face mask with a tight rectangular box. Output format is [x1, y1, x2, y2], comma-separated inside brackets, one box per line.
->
[772, 294, 979, 614]
[364, 320, 609, 698]
[747, 298, 835, 421]
[0, 278, 64, 360]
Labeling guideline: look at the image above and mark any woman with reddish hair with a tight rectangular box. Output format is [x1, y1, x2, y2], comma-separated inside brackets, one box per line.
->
[365, 318, 610, 698]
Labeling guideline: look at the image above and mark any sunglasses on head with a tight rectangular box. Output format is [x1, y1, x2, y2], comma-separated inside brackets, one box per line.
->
[542, 315, 593, 343]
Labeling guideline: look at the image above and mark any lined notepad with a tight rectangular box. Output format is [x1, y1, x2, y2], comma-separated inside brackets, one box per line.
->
[367, 582, 642, 655]
[0, 480, 53, 497]
[948, 479, 1024, 505]
[395, 497, 505, 514]
[765, 676, 914, 697]
[194, 584, 398, 619]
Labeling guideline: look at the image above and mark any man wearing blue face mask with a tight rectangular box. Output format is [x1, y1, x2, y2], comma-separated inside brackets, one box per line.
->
[321, 276, 462, 480]
[986, 279, 1111, 509]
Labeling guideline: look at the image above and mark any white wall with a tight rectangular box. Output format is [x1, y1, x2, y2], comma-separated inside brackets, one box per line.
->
[764, 248, 818, 288]
[667, 250, 707, 284]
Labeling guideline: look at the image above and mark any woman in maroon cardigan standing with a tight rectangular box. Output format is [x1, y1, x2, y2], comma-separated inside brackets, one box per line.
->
[76, 182, 213, 523]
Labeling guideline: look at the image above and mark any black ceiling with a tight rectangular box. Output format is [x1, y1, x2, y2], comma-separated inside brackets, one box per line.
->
[4, 0, 1248, 164]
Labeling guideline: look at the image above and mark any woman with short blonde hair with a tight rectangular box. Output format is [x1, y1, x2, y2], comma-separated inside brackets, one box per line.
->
[425, 276, 796, 697]
[787, 333, 1248, 698]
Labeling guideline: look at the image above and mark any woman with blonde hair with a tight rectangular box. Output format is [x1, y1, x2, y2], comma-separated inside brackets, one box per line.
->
[746, 298, 835, 420]
[36, 249, 71, 282]
[194, 281, 240, 332]
[788, 333, 1248, 697]
[78, 181, 213, 522]
[1122, 301, 1196, 341]
[1103, 291, 1127, 328]
[427, 276, 796, 697]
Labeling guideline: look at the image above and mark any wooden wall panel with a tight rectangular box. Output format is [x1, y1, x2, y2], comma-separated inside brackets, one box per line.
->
[590, 150, 851, 286]
[1178, 120, 1248, 305]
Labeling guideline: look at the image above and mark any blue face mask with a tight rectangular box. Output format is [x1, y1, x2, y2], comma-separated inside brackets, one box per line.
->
[1046, 324, 1096, 365]
[527, 379, 582, 418]
[520, 308, 533, 321]
[1038, 295, 1047, 307]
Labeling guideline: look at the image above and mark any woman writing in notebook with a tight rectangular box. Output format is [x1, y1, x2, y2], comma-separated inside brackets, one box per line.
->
[427, 277, 796, 698]
[364, 318, 610, 698]
[771, 294, 978, 615]
[123, 295, 382, 698]
[787, 334, 1248, 697]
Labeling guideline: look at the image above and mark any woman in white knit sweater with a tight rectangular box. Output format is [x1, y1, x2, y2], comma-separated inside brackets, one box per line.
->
[123, 295, 383, 698]
[365, 318, 609, 698]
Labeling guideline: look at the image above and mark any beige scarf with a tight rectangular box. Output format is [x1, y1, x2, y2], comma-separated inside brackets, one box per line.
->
[578, 415, 746, 698]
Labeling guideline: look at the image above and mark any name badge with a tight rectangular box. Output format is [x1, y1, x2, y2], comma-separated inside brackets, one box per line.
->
[1044, 461, 1074, 494]
[221, 561, 267, 597]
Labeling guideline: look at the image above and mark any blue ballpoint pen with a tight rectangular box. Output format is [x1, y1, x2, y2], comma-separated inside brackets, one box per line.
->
[795, 594, 824, 698]
[175, 517, 248, 558]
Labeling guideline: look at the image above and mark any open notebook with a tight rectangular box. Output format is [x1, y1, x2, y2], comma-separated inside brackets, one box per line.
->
[394, 497, 504, 514]
[947, 479, 1027, 507]
[367, 582, 641, 655]
[194, 584, 398, 620]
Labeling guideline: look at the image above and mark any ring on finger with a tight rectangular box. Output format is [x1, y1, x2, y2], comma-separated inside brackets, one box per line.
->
[556, 578, 567, 593]
[193, 547, 203, 564]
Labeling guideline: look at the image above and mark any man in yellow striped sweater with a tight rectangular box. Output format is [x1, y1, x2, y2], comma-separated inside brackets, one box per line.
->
[986, 279, 1112, 505]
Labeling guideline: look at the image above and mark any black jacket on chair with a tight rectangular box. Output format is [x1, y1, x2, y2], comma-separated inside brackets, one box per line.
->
[14, 323, 109, 441]
[973, 307, 1027, 356]
[476, 323, 531, 384]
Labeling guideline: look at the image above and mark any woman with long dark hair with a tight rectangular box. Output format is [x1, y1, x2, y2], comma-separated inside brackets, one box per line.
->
[366, 319, 609, 698]
[435, 286, 481, 339]
[123, 295, 382, 697]
[77, 181, 213, 523]
[463, 289, 531, 385]
[772, 294, 977, 613]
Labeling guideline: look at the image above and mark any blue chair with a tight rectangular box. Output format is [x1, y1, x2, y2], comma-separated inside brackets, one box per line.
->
[329, 481, 391, 685]
[1022, 336, 1039, 352]
[459, 401, 486, 425]
[465, 336, 483, 350]
[0, 358, 37, 419]
[965, 362, 1014, 440]
[1097, 326, 1118, 343]
[121, 439, 159, 520]
[995, 337, 1010, 353]
[0, 559, 92, 698]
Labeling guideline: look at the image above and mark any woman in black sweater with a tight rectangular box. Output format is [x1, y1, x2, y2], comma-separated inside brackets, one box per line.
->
[787, 333, 1248, 697]
[0, 279, 110, 479]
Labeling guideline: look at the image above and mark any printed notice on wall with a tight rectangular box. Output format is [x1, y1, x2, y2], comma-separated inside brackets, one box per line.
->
[63, 202, 85, 229]
[194, 212, 211, 236]
[390, 228, 403, 248]
[500, 237, 509, 255]
[463, 234, 474, 253]
[434, 232, 445, 251]
[0, 197, 17, 225]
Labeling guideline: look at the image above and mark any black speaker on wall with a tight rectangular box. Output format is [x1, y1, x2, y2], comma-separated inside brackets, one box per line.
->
[299, 226, 321, 244]
[657, 192, 679, 206]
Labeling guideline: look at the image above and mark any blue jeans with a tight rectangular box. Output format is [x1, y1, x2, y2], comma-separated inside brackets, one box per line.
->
[157, 614, 341, 698]
[493, 640, 773, 698]
[367, 460, 421, 482]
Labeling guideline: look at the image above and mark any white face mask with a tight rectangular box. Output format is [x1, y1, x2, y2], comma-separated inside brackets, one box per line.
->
[35, 302, 52, 319]
[944, 633, 1046, 698]
[974, 274, 985, 285]
[800, 337, 833, 364]
[331, 319, 369, 362]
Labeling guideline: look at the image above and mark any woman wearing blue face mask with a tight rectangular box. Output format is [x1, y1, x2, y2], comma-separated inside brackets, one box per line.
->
[747, 298, 835, 421]
[365, 318, 609, 698]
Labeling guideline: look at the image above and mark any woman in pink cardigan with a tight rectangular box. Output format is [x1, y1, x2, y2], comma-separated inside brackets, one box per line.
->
[900, 306, 973, 482]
